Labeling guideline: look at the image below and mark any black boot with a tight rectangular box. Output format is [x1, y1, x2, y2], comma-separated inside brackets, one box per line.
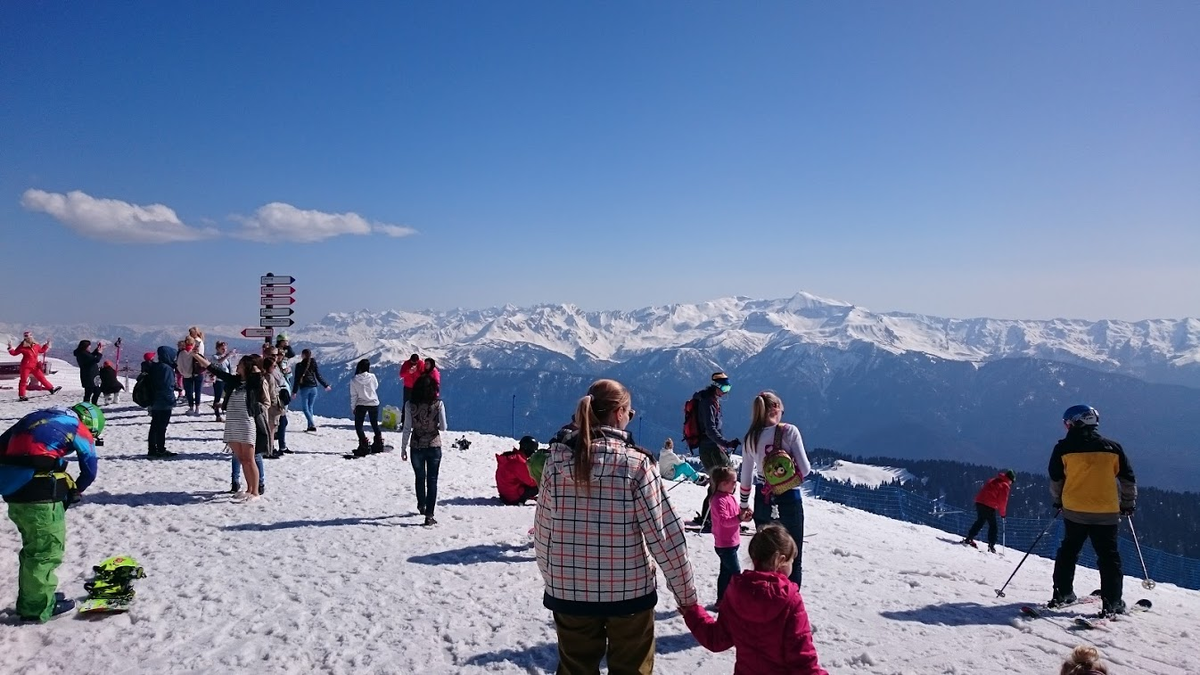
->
[353, 439, 370, 457]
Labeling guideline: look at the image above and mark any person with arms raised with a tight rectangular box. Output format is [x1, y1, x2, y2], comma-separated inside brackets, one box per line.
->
[7, 332, 59, 401]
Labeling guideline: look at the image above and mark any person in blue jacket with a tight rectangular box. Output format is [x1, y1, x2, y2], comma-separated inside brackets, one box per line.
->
[146, 346, 179, 458]
[1, 403, 101, 621]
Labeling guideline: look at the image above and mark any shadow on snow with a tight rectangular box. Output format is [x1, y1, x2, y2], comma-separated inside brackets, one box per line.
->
[880, 601, 1030, 627]
[223, 515, 420, 531]
[81, 490, 224, 507]
[408, 542, 535, 566]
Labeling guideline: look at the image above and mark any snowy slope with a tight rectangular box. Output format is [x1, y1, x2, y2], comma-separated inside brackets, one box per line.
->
[1, 392, 1197, 674]
[813, 459, 915, 487]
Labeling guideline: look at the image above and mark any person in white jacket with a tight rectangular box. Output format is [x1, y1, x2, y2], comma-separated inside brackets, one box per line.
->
[401, 373, 447, 525]
[737, 390, 812, 588]
[349, 358, 383, 456]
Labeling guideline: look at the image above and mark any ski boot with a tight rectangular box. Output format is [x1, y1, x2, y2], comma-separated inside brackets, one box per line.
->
[987, 544, 996, 553]
[1101, 598, 1127, 616]
[1047, 591, 1077, 608]
[961, 538, 977, 548]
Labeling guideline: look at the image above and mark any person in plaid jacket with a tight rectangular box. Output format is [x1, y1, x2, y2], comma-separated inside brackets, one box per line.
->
[534, 378, 698, 675]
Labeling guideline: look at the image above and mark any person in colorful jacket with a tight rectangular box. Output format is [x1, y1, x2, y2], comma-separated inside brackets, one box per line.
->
[496, 435, 539, 505]
[961, 470, 1015, 553]
[0, 403, 101, 621]
[682, 524, 828, 674]
[7, 332, 60, 401]
[534, 378, 697, 675]
[1047, 404, 1137, 615]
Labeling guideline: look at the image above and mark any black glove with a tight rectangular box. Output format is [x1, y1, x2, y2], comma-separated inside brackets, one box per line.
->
[1052, 501, 1062, 510]
[64, 489, 82, 509]
[1120, 503, 1136, 516]
[727, 439, 741, 450]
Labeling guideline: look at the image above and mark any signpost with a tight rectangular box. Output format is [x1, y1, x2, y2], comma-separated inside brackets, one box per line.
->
[247, 272, 296, 342]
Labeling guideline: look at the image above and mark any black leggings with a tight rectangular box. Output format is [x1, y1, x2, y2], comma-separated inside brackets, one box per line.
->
[967, 503, 999, 546]
[83, 385, 101, 405]
[354, 405, 380, 442]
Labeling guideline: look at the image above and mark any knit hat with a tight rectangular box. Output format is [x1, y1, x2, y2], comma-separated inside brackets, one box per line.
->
[23, 331, 32, 339]
[276, 333, 289, 343]
[1004, 469, 1016, 482]
[143, 352, 155, 362]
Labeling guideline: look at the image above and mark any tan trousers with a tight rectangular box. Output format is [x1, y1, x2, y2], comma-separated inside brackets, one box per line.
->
[553, 608, 655, 675]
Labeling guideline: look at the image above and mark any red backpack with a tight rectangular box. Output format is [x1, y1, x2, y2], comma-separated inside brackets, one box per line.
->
[682, 397, 701, 450]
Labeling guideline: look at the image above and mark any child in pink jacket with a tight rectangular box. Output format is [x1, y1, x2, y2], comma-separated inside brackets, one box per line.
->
[683, 524, 828, 674]
[709, 466, 743, 605]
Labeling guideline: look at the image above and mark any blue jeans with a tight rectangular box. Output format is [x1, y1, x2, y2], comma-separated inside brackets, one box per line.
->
[232, 453, 264, 488]
[297, 386, 318, 427]
[753, 486, 805, 587]
[182, 375, 203, 407]
[411, 447, 442, 517]
[715, 546, 741, 602]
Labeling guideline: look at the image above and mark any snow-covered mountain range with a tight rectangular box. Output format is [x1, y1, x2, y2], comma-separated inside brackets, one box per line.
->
[5, 291, 1199, 490]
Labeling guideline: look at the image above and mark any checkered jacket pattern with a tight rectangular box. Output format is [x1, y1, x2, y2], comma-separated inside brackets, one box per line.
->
[534, 426, 698, 608]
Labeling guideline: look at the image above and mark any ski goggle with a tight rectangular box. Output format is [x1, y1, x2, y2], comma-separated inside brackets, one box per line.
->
[718, 383, 732, 394]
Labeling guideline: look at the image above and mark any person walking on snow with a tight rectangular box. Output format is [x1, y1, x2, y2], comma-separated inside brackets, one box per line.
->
[0, 404, 101, 621]
[72, 339, 104, 405]
[682, 524, 828, 675]
[292, 348, 331, 431]
[1047, 404, 1137, 615]
[534, 379, 697, 675]
[176, 337, 203, 415]
[961, 470, 1015, 553]
[691, 372, 740, 531]
[708, 466, 743, 607]
[350, 359, 384, 457]
[402, 373, 446, 525]
[7, 333, 60, 401]
[399, 354, 424, 424]
[145, 346, 179, 458]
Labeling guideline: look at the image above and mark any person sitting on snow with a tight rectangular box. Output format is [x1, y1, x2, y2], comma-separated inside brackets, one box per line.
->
[1, 403, 101, 621]
[660, 438, 708, 485]
[496, 435, 539, 505]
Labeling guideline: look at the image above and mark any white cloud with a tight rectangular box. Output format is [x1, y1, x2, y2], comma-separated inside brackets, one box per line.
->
[232, 202, 416, 243]
[20, 189, 218, 244]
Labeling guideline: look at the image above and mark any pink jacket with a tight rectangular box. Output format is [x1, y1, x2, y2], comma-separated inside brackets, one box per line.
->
[400, 360, 425, 388]
[684, 570, 827, 675]
[710, 492, 741, 548]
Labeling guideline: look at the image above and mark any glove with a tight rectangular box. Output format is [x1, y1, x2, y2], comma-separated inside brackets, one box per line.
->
[1052, 502, 1062, 510]
[64, 489, 82, 509]
[727, 439, 741, 450]
[1120, 503, 1136, 516]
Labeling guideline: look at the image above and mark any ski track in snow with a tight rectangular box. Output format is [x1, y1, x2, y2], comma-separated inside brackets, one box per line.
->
[0, 370, 1197, 674]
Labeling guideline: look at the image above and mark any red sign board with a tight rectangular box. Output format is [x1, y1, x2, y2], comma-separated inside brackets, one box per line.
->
[260, 296, 296, 306]
[260, 286, 296, 296]
[241, 327, 274, 338]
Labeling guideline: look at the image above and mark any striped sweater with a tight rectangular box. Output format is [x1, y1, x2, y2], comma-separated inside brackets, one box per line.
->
[534, 425, 698, 615]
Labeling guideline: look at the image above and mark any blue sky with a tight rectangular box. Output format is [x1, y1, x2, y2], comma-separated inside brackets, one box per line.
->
[2, 1, 1197, 326]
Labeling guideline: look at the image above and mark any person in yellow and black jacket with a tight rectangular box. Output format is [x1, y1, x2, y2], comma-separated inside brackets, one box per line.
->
[1047, 404, 1136, 616]
[1, 403, 101, 622]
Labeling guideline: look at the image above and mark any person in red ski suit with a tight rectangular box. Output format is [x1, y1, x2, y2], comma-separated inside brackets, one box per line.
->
[962, 470, 1014, 553]
[496, 436, 539, 505]
[7, 333, 58, 401]
[682, 524, 828, 674]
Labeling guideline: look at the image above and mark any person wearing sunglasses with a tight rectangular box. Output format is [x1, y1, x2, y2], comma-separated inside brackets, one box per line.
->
[688, 372, 741, 531]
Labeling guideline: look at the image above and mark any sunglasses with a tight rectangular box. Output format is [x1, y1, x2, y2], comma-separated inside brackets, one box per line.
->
[627, 408, 636, 420]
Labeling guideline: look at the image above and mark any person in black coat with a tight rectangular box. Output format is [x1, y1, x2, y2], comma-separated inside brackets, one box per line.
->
[98, 360, 124, 404]
[72, 340, 104, 405]
[145, 346, 179, 458]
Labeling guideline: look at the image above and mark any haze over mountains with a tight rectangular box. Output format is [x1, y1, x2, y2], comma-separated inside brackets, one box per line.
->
[5, 291, 1199, 490]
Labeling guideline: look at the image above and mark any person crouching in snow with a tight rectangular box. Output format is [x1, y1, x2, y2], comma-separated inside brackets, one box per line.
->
[660, 438, 708, 485]
[7, 333, 60, 402]
[682, 524, 828, 675]
[497, 435, 539, 505]
[99, 360, 124, 405]
[961, 470, 1014, 553]
[1, 404, 101, 621]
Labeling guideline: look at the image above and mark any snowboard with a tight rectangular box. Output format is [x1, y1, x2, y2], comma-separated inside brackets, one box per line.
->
[343, 444, 394, 460]
[77, 597, 132, 615]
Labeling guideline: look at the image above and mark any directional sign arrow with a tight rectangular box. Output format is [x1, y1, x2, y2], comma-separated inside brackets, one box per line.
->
[260, 275, 295, 285]
[260, 307, 296, 318]
[260, 318, 295, 328]
[260, 286, 296, 296]
[260, 296, 296, 306]
[241, 327, 275, 338]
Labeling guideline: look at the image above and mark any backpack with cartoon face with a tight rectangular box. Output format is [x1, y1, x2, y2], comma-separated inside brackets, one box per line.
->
[762, 424, 802, 496]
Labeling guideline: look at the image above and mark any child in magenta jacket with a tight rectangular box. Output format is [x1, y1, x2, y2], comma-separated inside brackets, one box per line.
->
[709, 466, 743, 605]
[683, 524, 828, 674]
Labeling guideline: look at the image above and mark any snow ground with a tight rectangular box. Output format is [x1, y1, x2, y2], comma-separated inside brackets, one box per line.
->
[1, 366, 1197, 674]
[812, 459, 915, 487]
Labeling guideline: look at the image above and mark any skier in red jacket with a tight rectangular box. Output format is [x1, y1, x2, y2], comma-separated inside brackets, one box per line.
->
[7, 332, 60, 401]
[496, 435, 539, 505]
[683, 524, 827, 674]
[962, 470, 1015, 553]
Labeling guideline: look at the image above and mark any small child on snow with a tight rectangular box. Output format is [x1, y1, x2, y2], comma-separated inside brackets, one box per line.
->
[708, 466, 742, 606]
[1060, 645, 1108, 675]
[660, 439, 707, 485]
[683, 524, 828, 674]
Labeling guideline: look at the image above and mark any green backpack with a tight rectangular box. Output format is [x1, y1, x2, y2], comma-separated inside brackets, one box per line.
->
[762, 425, 803, 496]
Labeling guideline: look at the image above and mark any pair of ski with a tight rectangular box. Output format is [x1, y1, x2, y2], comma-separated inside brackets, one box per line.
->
[1020, 593, 1152, 630]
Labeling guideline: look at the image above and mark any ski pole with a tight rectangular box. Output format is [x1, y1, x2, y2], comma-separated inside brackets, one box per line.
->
[1124, 516, 1157, 590]
[995, 509, 1060, 597]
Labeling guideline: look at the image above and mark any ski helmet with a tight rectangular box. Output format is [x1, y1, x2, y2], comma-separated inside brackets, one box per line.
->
[1062, 404, 1099, 428]
[71, 402, 105, 436]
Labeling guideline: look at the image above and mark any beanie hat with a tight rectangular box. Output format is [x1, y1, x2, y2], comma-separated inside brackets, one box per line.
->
[1004, 469, 1016, 482]
[276, 333, 289, 342]
[143, 352, 155, 362]
[23, 331, 32, 339]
